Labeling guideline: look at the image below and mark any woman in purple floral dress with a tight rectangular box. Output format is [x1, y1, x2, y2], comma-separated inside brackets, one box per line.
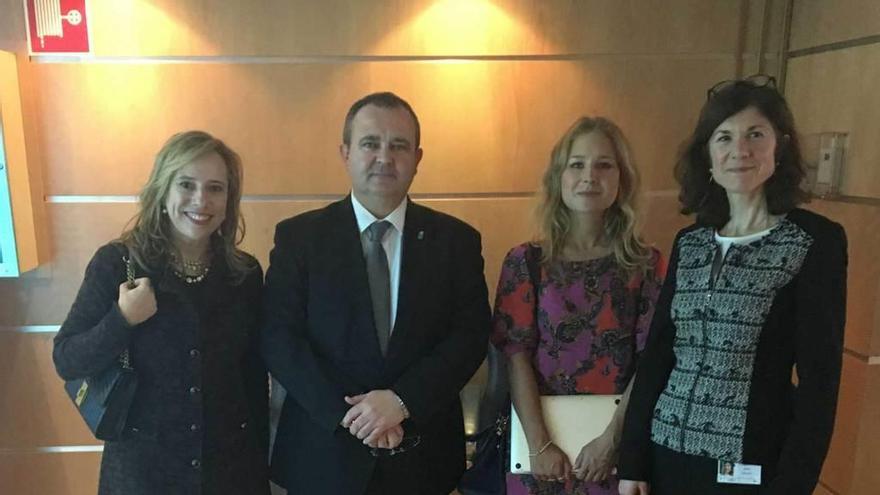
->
[491, 117, 666, 495]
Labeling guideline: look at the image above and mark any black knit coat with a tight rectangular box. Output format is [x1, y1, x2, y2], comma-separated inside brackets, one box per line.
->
[54, 243, 269, 495]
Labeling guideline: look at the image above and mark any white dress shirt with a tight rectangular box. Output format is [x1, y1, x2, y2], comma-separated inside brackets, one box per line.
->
[350, 193, 406, 332]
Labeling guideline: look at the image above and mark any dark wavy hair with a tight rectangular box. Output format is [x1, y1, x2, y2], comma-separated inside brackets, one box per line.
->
[675, 78, 809, 228]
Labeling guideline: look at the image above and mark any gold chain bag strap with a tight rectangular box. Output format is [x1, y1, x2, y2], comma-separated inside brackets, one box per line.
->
[63, 246, 140, 440]
[119, 255, 135, 369]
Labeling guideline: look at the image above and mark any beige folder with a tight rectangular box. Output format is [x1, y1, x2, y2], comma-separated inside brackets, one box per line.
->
[509, 394, 621, 474]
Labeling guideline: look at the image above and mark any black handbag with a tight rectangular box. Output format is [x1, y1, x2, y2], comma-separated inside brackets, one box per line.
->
[459, 245, 541, 495]
[63, 250, 139, 441]
[458, 344, 511, 495]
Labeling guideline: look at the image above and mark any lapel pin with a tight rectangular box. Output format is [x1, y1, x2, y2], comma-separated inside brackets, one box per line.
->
[417, 230, 424, 240]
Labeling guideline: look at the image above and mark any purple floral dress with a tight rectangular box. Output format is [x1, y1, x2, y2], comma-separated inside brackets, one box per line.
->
[491, 243, 666, 495]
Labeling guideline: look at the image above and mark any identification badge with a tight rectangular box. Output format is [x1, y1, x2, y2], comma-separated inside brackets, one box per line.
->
[717, 460, 762, 485]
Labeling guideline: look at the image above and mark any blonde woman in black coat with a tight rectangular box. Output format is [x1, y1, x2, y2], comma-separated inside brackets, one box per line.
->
[53, 131, 269, 495]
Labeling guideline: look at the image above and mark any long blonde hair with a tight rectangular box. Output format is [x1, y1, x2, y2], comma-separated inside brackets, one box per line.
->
[120, 131, 253, 283]
[536, 116, 652, 274]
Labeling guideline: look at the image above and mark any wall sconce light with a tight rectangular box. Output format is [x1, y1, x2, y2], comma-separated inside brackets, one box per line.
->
[803, 132, 848, 199]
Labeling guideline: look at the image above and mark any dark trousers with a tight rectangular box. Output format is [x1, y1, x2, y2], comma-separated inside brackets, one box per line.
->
[650, 443, 767, 495]
[364, 453, 449, 495]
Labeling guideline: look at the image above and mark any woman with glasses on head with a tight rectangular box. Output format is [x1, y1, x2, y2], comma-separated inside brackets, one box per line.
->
[617, 76, 848, 495]
[53, 131, 269, 495]
[492, 116, 666, 495]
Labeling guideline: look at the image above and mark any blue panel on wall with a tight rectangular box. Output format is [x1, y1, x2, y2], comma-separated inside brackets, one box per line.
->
[0, 115, 21, 277]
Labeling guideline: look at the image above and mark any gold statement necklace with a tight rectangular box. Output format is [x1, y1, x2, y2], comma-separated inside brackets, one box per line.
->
[169, 250, 211, 284]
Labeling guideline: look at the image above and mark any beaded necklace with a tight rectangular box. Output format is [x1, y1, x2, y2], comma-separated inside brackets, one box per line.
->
[169, 250, 211, 284]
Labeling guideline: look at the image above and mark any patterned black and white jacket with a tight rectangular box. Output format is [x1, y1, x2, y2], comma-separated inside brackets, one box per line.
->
[619, 208, 847, 494]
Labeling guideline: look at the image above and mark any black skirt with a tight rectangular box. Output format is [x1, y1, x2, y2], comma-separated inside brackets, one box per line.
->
[649, 442, 769, 495]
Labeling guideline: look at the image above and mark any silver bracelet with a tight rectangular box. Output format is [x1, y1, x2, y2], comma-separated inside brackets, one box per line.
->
[395, 394, 410, 419]
[528, 440, 553, 457]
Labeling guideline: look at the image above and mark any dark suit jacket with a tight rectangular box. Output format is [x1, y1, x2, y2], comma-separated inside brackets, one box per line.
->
[262, 197, 490, 495]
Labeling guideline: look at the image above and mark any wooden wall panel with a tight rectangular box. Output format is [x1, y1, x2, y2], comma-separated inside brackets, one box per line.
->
[0, 451, 100, 495]
[0, 0, 24, 52]
[820, 356, 880, 495]
[32, 59, 732, 196]
[819, 353, 866, 494]
[742, 0, 787, 59]
[634, 193, 689, 256]
[790, 0, 880, 51]
[850, 362, 880, 495]
[786, 44, 880, 199]
[78, 0, 743, 57]
[0, 203, 138, 326]
[0, 0, 779, 59]
[811, 483, 835, 495]
[0, 332, 98, 447]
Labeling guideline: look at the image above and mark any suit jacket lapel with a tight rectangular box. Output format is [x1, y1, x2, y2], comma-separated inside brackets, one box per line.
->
[325, 198, 385, 364]
[389, 200, 430, 358]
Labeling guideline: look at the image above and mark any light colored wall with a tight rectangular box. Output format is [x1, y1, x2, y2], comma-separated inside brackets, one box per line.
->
[789, 0, 880, 51]
[787, 46, 880, 198]
[786, 1, 880, 494]
[0, 1, 841, 493]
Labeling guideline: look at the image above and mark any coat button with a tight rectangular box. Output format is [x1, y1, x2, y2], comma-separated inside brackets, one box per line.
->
[191, 459, 200, 468]
[240, 421, 247, 429]
[189, 386, 201, 395]
[190, 424, 199, 432]
[189, 349, 200, 358]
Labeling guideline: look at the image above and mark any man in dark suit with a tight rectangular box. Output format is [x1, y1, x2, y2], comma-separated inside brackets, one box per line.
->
[262, 92, 491, 495]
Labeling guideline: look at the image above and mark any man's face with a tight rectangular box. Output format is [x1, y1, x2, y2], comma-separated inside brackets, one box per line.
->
[340, 104, 422, 207]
